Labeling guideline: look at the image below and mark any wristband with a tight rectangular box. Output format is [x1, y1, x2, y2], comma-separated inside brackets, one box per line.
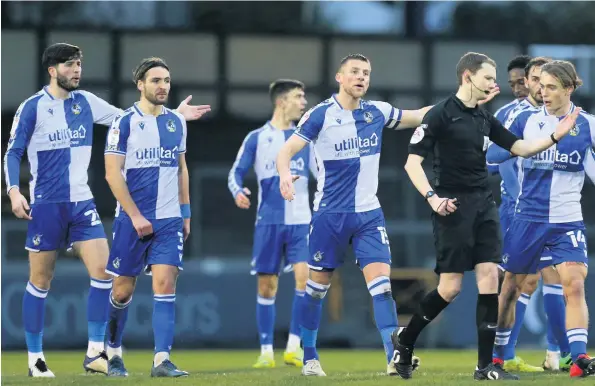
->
[181, 204, 191, 219]
[550, 133, 559, 144]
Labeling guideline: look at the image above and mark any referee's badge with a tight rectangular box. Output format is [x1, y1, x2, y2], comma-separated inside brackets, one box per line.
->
[410, 124, 427, 144]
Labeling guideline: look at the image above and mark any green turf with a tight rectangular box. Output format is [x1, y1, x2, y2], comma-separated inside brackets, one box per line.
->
[1, 349, 590, 385]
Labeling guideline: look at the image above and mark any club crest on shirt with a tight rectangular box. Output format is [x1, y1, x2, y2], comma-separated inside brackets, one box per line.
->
[32, 234, 42, 246]
[364, 111, 373, 123]
[166, 119, 176, 133]
[71, 103, 81, 115]
[569, 124, 580, 136]
[410, 124, 427, 144]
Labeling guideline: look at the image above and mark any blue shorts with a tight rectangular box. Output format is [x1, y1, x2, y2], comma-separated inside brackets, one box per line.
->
[251, 224, 309, 275]
[308, 208, 391, 271]
[25, 199, 106, 252]
[501, 220, 588, 274]
[106, 216, 184, 277]
[499, 204, 514, 235]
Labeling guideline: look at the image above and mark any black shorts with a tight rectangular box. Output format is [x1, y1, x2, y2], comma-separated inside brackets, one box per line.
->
[431, 189, 502, 275]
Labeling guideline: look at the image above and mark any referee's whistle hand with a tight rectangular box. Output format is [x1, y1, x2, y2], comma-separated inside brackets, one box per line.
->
[429, 195, 458, 216]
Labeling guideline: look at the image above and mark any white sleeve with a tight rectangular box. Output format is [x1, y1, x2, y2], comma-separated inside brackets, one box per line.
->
[177, 112, 187, 153]
[79, 90, 123, 126]
[308, 142, 318, 178]
[584, 148, 595, 184]
[369, 101, 401, 129]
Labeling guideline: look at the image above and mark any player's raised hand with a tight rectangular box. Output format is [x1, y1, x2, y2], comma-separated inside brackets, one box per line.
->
[8, 189, 32, 220]
[554, 107, 581, 140]
[235, 187, 251, 209]
[429, 195, 458, 216]
[177, 95, 211, 121]
[280, 175, 300, 201]
[131, 214, 153, 238]
[478, 84, 500, 105]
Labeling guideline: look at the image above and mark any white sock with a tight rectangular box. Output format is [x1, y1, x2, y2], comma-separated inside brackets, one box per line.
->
[107, 346, 123, 360]
[87, 341, 105, 357]
[28, 352, 45, 368]
[154, 351, 170, 367]
[261, 344, 273, 355]
[286, 334, 301, 352]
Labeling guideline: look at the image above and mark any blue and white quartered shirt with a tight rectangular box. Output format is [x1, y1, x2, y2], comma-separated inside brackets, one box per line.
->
[228, 122, 317, 225]
[293, 95, 401, 213]
[4, 87, 119, 203]
[105, 104, 187, 220]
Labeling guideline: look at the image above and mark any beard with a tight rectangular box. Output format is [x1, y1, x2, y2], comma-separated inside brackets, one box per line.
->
[531, 91, 543, 103]
[57, 73, 79, 92]
[145, 92, 168, 106]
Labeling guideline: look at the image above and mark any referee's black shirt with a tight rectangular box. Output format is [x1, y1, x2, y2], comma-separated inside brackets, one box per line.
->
[408, 94, 519, 191]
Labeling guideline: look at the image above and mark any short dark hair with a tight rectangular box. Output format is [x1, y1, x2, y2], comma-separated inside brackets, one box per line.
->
[338, 53, 370, 70]
[524, 56, 551, 79]
[541, 60, 583, 90]
[268, 79, 305, 103]
[42, 43, 82, 70]
[507, 55, 531, 73]
[132, 57, 170, 84]
[456, 52, 497, 86]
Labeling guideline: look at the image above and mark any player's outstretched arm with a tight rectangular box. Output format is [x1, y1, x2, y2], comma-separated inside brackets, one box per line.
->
[176, 95, 211, 122]
[510, 108, 581, 157]
[178, 153, 191, 240]
[397, 106, 433, 130]
[277, 135, 307, 201]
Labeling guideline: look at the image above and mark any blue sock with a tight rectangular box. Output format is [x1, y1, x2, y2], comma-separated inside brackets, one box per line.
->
[107, 292, 130, 350]
[23, 282, 48, 355]
[367, 276, 398, 364]
[543, 284, 569, 354]
[153, 294, 176, 355]
[493, 328, 512, 361]
[300, 279, 330, 362]
[289, 290, 305, 338]
[88, 278, 112, 349]
[567, 328, 588, 362]
[256, 295, 275, 349]
[502, 293, 530, 360]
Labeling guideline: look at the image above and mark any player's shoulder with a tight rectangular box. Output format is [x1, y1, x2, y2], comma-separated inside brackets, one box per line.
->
[299, 98, 336, 124]
[113, 108, 136, 127]
[577, 109, 595, 126]
[494, 99, 518, 116]
[16, 90, 45, 115]
[509, 105, 541, 124]
[163, 106, 185, 123]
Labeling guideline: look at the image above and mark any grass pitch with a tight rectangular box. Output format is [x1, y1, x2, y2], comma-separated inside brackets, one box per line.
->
[1, 349, 590, 385]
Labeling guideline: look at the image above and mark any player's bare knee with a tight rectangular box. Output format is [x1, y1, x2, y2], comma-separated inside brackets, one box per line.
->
[541, 267, 561, 285]
[309, 269, 332, 286]
[563, 277, 585, 302]
[112, 276, 136, 303]
[521, 274, 539, 295]
[152, 275, 177, 295]
[28, 273, 53, 291]
[257, 274, 278, 298]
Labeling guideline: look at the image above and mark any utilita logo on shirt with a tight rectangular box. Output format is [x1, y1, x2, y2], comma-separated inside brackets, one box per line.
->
[530, 148, 582, 170]
[136, 146, 178, 161]
[48, 125, 86, 145]
[265, 157, 305, 172]
[334, 133, 378, 157]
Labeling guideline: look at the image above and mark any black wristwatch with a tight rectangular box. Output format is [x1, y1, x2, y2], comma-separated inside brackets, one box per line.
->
[424, 190, 435, 201]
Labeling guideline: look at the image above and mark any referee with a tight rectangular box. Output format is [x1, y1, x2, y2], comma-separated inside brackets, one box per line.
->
[390, 52, 580, 381]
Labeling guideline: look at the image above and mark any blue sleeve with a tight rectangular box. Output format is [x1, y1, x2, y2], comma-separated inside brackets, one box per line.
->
[499, 158, 520, 198]
[487, 163, 500, 175]
[3, 98, 39, 193]
[294, 104, 329, 143]
[228, 131, 258, 198]
[104, 114, 131, 155]
[486, 143, 513, 164]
